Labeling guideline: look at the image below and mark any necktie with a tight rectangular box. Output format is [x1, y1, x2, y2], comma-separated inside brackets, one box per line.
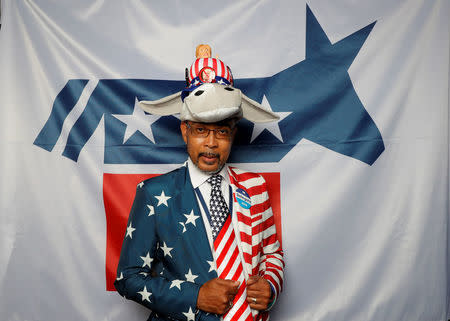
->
[207, 175, 229, 239]
[207, 175, 254, 321]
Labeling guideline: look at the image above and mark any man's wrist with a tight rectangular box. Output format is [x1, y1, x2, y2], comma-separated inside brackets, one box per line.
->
[269, 282, 275, 300]
[265, 280, 276, 311]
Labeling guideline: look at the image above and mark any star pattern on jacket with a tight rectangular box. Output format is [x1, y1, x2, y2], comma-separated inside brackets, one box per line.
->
[160, 241, 173, 257]
[183, 209, 200, 227]
[140, 252, 153, 268]
[185, 269, 198, 283]
[147, 205, 155, 216]
[126, 222, 136, 239]
[155, 190, 171, 207]
[137, 286, 152, 302]
[182, 307, 195, 321]
[207, 260, 215, 273]
[170, 279, 185, 290]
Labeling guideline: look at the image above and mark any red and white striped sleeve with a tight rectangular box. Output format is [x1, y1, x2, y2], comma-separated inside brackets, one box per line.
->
[254, 176, 284, 308]
[235, 170, 285, 308]
[230, 168, 285, 310]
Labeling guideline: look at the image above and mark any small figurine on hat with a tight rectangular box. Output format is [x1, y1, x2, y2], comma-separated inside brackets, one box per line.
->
[139, 45, 279, 123]
[195, 44, 212, 58]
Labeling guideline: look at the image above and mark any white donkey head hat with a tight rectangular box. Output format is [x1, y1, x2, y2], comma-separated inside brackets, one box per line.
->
[139, 45, 279, 123]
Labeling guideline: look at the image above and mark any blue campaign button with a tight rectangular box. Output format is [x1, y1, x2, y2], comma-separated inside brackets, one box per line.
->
[236, 188, 251, 209]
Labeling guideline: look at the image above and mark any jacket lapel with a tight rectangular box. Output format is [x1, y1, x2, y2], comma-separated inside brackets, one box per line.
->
[227, 167, 253, 277]
[172, 166, 217, 280]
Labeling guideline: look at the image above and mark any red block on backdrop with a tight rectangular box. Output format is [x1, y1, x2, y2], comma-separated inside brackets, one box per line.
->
[104, 172, 281, 291]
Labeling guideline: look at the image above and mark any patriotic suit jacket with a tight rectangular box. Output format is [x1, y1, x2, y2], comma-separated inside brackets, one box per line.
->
[115, 164, 284, 321]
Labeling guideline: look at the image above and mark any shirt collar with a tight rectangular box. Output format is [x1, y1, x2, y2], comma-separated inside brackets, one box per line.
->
[187, 158, 229, 189]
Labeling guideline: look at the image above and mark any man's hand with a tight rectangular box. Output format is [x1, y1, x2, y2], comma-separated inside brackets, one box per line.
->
[246, 276, 272, 311]
[197, 278, 240, 314]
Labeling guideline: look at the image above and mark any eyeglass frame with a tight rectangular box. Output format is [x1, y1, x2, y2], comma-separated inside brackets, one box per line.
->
[184, 121, 236, 140]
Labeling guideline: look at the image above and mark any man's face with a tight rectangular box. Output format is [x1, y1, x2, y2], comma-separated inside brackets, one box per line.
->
[180, 120, 236, 174]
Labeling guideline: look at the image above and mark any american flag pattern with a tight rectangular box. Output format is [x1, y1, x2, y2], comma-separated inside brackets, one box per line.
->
[215, 216, 253, 321]
[208, 174, 252, 321]
[114, 165, 284, 321]
[227, 167, 284, 321]
[188, 58, 233, 84]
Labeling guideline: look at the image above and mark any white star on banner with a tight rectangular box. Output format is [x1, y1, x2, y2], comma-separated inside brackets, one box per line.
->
[179, 222, 187, 233]
[183, 307, 196, 321]
[112, 98, 161, 144]
[140, 252, 153, 268]
[137, 286, 152, 302]
[207, 260, 215, 273]
[147, 205, 155, 216]
[116, 272, 123, 281]
[184, 210, 200, 227]
[126, 223, 136, 239]
[185, 269, 198, 283]
[160, 242, 173, 257]
[155, 191, 171, 207]
[170, 279, 185, 290]
[138, 182, 144, 188]
[140, 272, 149, 277]
[250, 95, 292, 143]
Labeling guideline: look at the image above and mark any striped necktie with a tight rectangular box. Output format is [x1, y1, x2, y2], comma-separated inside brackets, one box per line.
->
[207, 175, 254, 321]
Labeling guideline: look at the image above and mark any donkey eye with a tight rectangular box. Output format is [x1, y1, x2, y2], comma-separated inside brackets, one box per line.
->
[224, 87, 234, 91]
[194, 90, 204, 96]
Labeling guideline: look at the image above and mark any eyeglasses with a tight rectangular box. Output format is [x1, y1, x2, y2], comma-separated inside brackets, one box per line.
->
[186, 122, 234, 139]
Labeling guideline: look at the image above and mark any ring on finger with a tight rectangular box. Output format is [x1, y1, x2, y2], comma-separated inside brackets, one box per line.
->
[252, 297, 257, 304]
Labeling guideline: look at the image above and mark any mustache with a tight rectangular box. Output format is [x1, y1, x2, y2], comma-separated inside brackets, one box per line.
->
[199, 152, 220, 158]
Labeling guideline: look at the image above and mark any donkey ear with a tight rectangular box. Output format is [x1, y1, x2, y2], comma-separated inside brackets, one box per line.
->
[139, 91, 183, 115]
[241, 94, 280, 123]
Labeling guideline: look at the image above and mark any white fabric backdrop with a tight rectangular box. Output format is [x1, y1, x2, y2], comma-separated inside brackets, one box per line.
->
[0, 1, 448, 320]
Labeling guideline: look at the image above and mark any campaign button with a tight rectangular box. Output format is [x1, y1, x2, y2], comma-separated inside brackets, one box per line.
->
[236, 188, 251, 209]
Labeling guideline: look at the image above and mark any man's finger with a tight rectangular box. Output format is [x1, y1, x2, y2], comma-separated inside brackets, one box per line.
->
[246, 289, 262, 298]
[247, 295, 271, 310]
[218, 278, 239, 285]
[248, 302, 265, 310]
[246, 275, 259, 286]
[216, 278, 232, 284]
[226, 281, 240, 295]
[216, 278, 239, 288]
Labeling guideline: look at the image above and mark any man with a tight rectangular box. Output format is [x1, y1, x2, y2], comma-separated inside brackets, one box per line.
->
[115, 52, 284, 321]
